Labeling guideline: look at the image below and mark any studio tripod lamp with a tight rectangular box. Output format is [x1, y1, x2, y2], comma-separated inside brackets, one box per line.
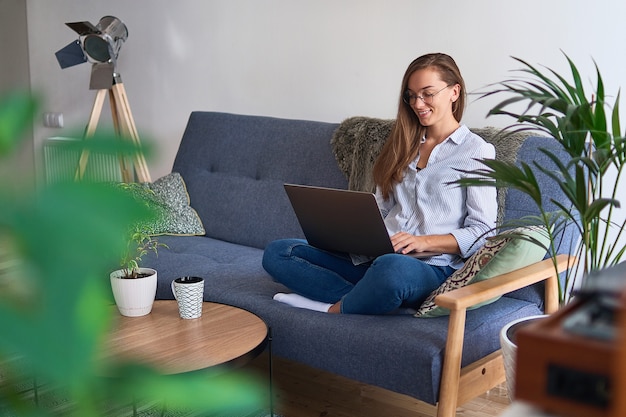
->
[55, 15, 151, 183]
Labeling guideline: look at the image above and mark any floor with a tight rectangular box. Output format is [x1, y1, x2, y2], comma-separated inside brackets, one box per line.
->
[247, 353, 511, 417]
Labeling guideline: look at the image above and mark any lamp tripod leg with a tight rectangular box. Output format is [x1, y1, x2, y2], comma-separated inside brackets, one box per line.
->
[111, 81, 151, 183]
[75, 88, 107, 181]
[109, 86, 134, 183]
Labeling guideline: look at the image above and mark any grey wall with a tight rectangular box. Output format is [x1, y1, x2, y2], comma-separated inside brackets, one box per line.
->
[22, 0, 626, 179]
[0, 0, 33, 185]
[3, 0, 625, 248]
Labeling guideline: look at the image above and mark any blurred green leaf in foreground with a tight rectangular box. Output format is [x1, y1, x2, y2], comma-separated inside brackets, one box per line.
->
[0, 91, 264, 416]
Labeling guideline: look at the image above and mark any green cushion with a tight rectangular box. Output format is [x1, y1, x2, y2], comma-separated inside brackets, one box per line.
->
[415, 226, 550, 318]
[126, 172, 205, 236]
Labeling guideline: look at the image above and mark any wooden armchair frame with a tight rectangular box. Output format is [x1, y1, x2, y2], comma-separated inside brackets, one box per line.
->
[433, 254, 573, 417]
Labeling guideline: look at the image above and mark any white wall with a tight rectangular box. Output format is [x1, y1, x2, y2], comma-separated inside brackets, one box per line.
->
[25, 0, 626, 179]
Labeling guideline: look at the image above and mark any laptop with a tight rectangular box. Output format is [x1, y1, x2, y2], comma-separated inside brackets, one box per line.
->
[284, 184, 441, 258]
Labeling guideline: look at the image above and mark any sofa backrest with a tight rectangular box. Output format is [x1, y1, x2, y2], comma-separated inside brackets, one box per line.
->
[172, 112, 348, 249]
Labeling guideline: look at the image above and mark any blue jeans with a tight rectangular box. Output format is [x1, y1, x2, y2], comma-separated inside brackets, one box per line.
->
[262, 239, 454, 315]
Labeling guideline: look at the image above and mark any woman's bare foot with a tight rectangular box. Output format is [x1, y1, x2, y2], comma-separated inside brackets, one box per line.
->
[328, 302, 341, 314]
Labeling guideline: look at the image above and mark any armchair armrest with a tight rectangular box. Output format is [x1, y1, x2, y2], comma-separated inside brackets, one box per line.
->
[434, 254, 573, 312]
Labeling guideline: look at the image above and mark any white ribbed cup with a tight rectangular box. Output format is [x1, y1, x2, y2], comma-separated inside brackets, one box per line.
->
[171, 277, 204, 319]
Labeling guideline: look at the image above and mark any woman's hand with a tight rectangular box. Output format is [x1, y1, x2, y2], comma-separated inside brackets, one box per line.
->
[390, 232, 460, 255]
[391, 232, 429, 254]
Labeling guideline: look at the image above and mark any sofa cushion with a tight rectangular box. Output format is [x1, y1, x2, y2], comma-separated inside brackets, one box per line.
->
[171, 112, 348, 250]
[121, 172, 205, 236]
[415, 226, 550, 317]
[145, 172, 205, 236]
[146, 235, 268, 300]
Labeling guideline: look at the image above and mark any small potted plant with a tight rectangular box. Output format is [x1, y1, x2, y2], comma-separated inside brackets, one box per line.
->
[110, 184, 168, 317]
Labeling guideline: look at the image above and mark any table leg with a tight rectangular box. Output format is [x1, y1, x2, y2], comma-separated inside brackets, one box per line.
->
[268, 327, 274, 417]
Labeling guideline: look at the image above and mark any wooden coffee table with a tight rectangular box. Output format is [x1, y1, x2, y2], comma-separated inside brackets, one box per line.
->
[103, 300, 272, 416]
[104, 300, 269, 374]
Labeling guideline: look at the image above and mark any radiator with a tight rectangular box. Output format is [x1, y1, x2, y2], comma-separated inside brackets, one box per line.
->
[43, 137, 123, 184]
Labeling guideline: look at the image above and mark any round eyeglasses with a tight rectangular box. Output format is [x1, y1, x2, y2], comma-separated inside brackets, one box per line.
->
[403, 85, 451, 105]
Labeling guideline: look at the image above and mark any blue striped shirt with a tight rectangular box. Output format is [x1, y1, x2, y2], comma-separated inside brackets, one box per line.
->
[375, 125, 497, 269]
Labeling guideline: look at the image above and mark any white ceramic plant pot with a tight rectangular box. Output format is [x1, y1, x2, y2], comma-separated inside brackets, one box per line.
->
[110, 267, 157, 317]
[500, 314, 547, 401]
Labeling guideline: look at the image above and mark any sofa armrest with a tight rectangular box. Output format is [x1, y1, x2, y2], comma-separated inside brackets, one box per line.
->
[434, 254, 573, 313]
[434, 254, 573, 417]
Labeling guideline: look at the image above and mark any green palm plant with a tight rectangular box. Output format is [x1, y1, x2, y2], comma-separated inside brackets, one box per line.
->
[459, 53, 626, 304]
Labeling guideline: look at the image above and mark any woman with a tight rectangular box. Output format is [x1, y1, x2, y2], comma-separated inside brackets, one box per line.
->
[262, 53, 497, 315]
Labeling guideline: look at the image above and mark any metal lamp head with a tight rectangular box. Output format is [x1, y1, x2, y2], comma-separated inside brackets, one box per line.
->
[81, 16, 128, 63]
[55, 16, 128, 90]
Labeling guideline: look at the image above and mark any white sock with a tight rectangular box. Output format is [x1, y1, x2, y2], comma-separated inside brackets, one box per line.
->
[273, 293, 332, 313]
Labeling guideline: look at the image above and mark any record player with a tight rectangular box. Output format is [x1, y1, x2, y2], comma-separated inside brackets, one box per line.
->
[515, 261, 626, 417]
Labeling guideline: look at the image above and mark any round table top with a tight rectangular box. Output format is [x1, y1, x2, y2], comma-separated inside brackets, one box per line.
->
[102, 300, 268, 374]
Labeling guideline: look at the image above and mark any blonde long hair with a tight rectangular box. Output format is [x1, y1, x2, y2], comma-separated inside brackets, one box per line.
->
[373, 53, 466, 199]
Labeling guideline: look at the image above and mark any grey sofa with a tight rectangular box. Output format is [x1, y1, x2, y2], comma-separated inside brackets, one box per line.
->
[145, 111, 574, 416]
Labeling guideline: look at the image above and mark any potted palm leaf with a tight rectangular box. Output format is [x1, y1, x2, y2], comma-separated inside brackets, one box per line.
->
[458, 53, 626, 398]
[463, 52, 625, 304]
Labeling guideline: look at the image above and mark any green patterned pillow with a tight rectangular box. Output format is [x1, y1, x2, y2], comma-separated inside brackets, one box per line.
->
[124, 172, 205, 236]
[414, 226, 550, 318]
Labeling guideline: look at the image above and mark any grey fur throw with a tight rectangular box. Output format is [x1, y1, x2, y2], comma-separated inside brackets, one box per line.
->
[330, 117, 533, 226]
[331, 117, 395, 193]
